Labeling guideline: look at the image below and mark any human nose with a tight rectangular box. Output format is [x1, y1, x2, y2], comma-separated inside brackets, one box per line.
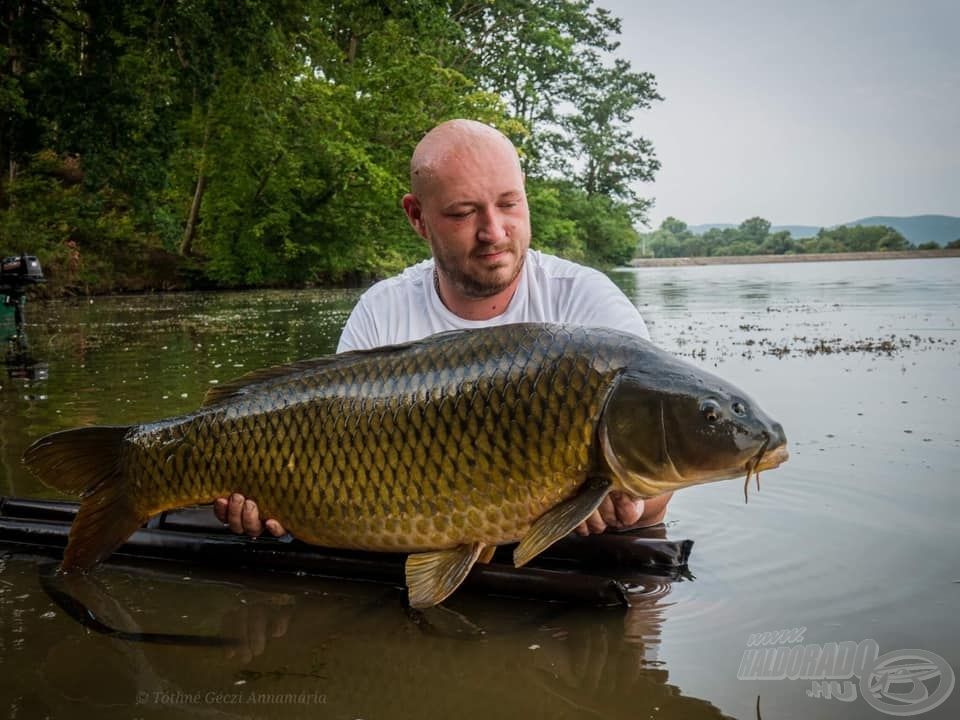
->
[476, 206, 508, 244]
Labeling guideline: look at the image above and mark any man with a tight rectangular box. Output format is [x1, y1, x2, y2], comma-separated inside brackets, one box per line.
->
[216, 119, 672, 538]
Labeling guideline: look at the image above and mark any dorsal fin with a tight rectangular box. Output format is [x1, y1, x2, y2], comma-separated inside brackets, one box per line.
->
[200, 339, 432, 407]
[201, 357, 343, 406]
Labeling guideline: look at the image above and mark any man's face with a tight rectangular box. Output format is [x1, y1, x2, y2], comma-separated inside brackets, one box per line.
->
[407, 142, 531, 299]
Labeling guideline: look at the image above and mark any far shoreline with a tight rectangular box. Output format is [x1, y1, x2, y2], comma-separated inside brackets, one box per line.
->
[628, 249, 960, 267]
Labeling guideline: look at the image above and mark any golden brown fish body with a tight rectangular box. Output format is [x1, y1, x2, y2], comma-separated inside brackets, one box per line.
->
[24, 323, 788, 607]
[130, 324, 623, 551]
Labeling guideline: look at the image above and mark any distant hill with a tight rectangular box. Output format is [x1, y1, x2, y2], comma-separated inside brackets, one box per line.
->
[843, 215, 960, 245]
[687, 215, 960, 245]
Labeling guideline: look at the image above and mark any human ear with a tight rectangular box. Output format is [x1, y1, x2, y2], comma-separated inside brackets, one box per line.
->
[402, 193, 428, 239]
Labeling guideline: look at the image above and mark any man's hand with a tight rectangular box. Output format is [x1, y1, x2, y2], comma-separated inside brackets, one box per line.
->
[573, 491, 672, 536]
[215, 489, 669, 539]
[214, 493, 287, 537]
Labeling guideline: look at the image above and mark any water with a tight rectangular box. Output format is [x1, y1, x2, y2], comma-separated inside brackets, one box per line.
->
[2, 258, 958, 718]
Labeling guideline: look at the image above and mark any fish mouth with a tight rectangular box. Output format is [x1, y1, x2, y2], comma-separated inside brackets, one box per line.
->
[756, 443, 789, 471]
[743, 437, 789, 502]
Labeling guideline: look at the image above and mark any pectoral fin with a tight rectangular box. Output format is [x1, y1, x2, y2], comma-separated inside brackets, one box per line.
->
[514, 477, 611, 568]
[405, 543, 485, 608]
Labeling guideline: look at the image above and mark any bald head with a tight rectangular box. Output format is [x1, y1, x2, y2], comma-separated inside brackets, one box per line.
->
[400, 118, 531, 311]
[410, 120, 522, 198]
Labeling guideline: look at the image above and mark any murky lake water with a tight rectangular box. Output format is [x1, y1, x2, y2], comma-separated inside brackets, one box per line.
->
[2, 258, 958, 719]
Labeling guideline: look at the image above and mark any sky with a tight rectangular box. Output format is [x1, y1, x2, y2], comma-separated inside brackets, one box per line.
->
[597, 0, 960, 228]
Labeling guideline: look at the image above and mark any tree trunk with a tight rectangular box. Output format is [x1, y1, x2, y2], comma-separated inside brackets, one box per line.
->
[179, 173, 206, 256]
[347, 32, 358, 63]
[180, 119, 210, 256]
[4, 1, 23, 185]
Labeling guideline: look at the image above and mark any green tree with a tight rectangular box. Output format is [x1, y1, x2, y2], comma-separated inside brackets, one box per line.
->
[527, 180, 586, 261]
[2, 0, 660, 292]
[760, 230, 799, 255]
[451, 0, 620, 166]
[641, 217, 699, 258]
[876, 229, 909, 251]
[557, 58, 660, 218]
[804, 225, 907, 253]
[451, 0, 659, 221]
[738, 217, 772, 246]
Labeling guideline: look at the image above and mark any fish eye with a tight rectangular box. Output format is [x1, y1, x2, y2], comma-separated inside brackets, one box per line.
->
[732, 401, 747, 416]
[700, 399, 722, 423]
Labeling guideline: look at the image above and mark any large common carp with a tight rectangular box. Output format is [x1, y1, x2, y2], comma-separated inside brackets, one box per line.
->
[24, 323, 788, 607]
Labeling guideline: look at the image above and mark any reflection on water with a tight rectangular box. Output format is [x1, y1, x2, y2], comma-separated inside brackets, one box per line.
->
[5, 554, 730, 719]
[1, 290, 357, 498]
[3, 259, 960, 719]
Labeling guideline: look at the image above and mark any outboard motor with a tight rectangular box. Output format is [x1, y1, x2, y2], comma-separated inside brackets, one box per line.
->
[2, 253, 47, 380]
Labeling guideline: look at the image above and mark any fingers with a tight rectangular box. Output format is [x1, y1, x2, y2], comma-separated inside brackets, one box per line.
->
[599, 492, 644, 530]
[597, 495, 618, 526]
[584, 509, 607, 535]
[241, 499, 262, 537]
[572, 493, 646, 537]
[220, 493, 277, 537]
[213, 497, 228, 523]
[226, 493, 246, 535]
[264, 519, 288, 537]
[611, 493, 644, 528]
[574, 506, 611, 537]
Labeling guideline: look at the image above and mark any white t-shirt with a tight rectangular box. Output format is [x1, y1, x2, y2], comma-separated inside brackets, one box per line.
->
[337, 250, 649, 352]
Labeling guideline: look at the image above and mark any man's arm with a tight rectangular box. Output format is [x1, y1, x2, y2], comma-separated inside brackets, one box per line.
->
[336, 296, 380, 353]
[564, 270, 651, 341]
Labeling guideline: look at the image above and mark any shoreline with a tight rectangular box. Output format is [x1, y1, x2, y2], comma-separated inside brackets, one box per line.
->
[628, 249, 960, 267]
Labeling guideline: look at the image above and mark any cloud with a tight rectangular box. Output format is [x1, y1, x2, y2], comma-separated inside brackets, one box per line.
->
[599, 0, 960, 226]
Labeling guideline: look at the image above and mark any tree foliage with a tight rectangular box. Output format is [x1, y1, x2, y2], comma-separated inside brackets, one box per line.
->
[641, 217, 916, 259]
[1, 0, 659, 292]
[451, 1, 660, 215]
[528, 178, 640, 265]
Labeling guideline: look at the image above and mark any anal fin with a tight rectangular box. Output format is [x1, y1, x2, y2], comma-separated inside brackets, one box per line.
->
[405, 543, 484, 608]
[514, 477, 611, 568]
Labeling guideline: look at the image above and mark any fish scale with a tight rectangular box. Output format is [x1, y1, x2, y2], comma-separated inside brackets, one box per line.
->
[23, 322, 789, 607]
[128, 324, 612, 550]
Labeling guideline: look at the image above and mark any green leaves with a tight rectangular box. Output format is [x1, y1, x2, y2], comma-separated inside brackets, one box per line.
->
[641, 217, 912, 258]
[2, 0, 660, 291]
[528, 179, 640, 267]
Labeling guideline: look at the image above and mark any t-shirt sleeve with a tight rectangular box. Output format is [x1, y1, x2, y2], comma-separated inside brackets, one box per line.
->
[336, 295, 380, 352]
[566, 271, 651, 341]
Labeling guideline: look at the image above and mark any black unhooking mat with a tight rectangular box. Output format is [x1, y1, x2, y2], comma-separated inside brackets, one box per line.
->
[0, 496, 693, 607]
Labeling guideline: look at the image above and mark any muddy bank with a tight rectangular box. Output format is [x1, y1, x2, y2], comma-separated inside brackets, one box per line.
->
[629, 249, 960, 267]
